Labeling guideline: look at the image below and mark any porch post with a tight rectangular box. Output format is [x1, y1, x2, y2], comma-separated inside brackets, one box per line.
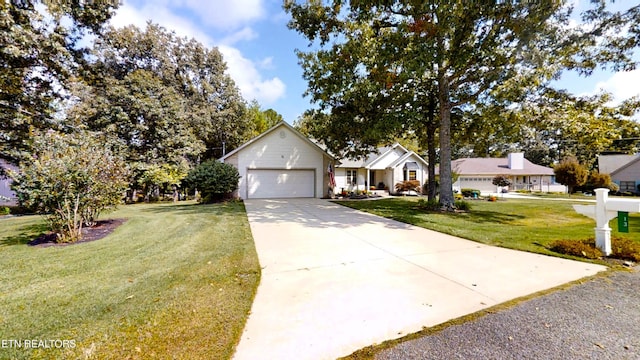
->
[366, 169, 370, 191]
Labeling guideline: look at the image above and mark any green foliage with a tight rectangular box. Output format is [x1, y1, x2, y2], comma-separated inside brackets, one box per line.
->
[248, 100, 284, 137]
[0, 206, 9, 215]
[70, 23, 249, 164]
[186, 161, 240, 203]
[135, 162, 188, 202]
[454, 200, 472, 212]
[395, 180, 420, 193]
[284, 0, 575, 210]
[492, 175, 512, 187]
[587, 171, 612, 189]
[416, 198, 471, 211]
[9, 131, 129, 242]
[0, 1, 118, 161]
[554, 157, 588, 194]
[461, 188, 481, 198]
[416, 198, 440, 211]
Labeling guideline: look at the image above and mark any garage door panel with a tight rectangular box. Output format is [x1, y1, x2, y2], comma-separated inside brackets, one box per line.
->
[247, 170, 314, 198]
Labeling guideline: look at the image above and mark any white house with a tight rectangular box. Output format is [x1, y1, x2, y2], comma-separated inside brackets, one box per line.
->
[451, 153, 564, 193]
[220, 122, 336, 199]
[335, 143, 429, 195]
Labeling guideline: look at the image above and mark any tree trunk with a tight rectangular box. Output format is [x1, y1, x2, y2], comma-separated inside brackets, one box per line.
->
[438, 73, 455, 211]
[426, 93, 438, 201]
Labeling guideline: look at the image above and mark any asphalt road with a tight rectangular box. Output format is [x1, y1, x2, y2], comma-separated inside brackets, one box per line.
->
[376, 266, 640, 360]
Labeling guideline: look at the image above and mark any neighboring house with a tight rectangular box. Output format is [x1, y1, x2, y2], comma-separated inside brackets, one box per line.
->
[451, 153, 565, 193]
[220, 122, 336, 199]
[598, 154, 640, 193]
[0, 159, 18, 206]
[335, 143, 429, 195]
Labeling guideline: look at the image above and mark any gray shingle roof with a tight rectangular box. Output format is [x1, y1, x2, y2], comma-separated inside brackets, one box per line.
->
[451, 157, 554, 176]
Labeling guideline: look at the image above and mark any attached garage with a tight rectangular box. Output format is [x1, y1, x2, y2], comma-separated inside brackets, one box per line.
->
[247, 169, 315, 199]
[220, 122, 336, 199]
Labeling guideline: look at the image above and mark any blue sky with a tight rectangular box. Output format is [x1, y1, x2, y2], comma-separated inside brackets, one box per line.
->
[110, 0, 640, 124]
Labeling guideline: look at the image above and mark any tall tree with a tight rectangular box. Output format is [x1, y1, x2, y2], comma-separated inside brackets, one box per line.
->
[70, 23, 250, 163]
[247, 100, 284, 137]
[286, 1, 573, 210]
[0, 0, 118, 162]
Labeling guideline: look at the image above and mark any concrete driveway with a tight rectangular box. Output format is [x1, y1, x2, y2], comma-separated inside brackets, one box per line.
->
[233, 199, 606, 360]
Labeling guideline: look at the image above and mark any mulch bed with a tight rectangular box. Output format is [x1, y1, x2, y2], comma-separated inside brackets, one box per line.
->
[28, 219, 126, 247]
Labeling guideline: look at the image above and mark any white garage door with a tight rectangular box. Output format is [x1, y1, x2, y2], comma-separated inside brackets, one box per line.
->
[247, 169, 315, 199]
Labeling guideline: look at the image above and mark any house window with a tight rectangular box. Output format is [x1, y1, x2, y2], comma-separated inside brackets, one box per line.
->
[409, 170, 417, 181]
[346, 169, 357, 185]
[620, 181, 636, 192]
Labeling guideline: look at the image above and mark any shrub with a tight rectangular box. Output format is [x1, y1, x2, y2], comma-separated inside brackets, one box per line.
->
[611, 237, 640, 262]
[185, 160, 240, 203]
[550, 237, 640, 261]
[587, 171, 612, 189]
[549, 239, 602, 259]
[492, 174, 511, 187]
[395, 180, 420, 193]
[0, 206, 9, 215]
[417, 198, 440, 211]
[9, 131, 129, 242]
[460, 188, 481, 198]
[454, 200, 471, 211]
[554, 156, 588, 194]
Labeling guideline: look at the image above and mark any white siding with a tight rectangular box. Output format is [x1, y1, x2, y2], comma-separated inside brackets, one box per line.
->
[247, 169, 315, 198]
[232, 125, 325, 199]
[370, 148, 404, 169]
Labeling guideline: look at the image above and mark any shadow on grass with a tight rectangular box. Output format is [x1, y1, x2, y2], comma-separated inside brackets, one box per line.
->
[338, 199, 525, 226]
[0, 223, 48, 247]
[138, 201, 247, 216]
[463, 210, 525, 224]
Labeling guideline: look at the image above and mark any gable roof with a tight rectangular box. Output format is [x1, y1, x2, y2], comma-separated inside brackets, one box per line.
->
[337, 143, 428, 169]
[388, 151, 429, 169]
[610, 155, 640, 177]
[598, 154, 640, 174]
[337, 144, 395, 168]
[219, 121, 336, 162]
[452, 157, 554, 176]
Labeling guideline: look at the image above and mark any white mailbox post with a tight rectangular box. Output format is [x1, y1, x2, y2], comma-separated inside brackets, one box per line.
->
[573, 188, 640, 256]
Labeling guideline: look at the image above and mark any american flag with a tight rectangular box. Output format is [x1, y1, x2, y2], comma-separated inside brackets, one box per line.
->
[327, 163, 336, 189]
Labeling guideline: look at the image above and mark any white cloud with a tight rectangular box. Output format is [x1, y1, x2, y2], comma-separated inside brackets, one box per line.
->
[110, 2, 214, 46]
[219, 45, 286, 104]
[593, 69, 640, 103]
[257, 56, 274, 69]
[110, 1, 285, 105]
[220, 26, 259, 45]
[181, 0, 265, 29]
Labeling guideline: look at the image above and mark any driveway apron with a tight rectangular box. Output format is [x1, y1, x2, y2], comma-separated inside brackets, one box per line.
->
[232, 199, 606, 360]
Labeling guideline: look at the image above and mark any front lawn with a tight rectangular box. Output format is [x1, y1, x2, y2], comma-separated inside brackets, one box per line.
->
[335, 198, 640, 258]
[0, 201, 259, 360]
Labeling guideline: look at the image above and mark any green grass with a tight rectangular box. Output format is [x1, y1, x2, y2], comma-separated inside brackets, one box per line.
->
[0, 201, 259, 360]
[335, 197, 640, 258]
